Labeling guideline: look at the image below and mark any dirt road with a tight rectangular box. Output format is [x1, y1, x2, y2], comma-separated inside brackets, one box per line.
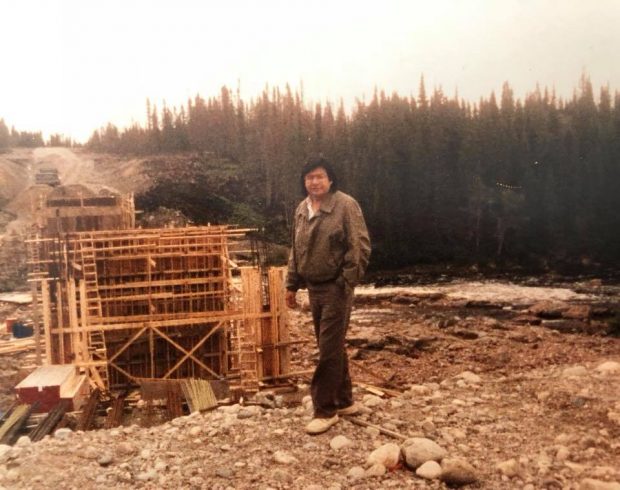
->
[0, 147, 136, 289]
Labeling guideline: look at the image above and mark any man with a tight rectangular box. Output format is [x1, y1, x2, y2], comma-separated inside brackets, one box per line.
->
[286, 157, 371, 435]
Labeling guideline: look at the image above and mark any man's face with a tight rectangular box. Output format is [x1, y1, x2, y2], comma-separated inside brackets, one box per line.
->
[304, 167, 332, 200]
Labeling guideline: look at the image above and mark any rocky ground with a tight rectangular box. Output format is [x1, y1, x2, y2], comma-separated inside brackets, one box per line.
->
[0, 278, 618, 490]
[1, 148, 619, 488]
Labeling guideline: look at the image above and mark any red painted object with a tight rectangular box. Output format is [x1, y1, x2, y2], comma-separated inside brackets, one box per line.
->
[5, 318, 16, 334]
[14, 365, 89, 413]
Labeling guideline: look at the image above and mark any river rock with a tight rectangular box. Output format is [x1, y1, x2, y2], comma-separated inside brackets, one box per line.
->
[116, 442, 135, 456]
[365, 463, 387, 477]
[595, 361, 620, 375]
[416, 460, 442, 480]
[362, 394, 384, 407]
[273, 450, 298, 464]
[188, 425, 202, 436]
[562, 365, 589, 378]
[54, 428, 73, 440]
[440, 458, 478, 486]
[406, 384, 432, 397]
[330, 435, 353, 451]
[15, 436, 31, 447]
[457, 371, 482, 384]
[347, 466, 366, 480]
[367, 443, 401, 469]
[136, 469, 157, 481]
[556, 445, 570, 461]
[562, 304, 591, 319]
[215, 467, 234, 478]
[529, 301, 567, 318]
[579, 479, 620, 490]
[237, 408, 255, 419]
[98, 452, 114, 466]
[496, 458, 522, 478]
[402, 437, 447, 469]
[421, 419, 436, 435]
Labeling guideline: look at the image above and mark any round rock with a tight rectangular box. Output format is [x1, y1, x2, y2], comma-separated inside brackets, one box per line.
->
[496, 458, 522, 478]
[579, 479, 620, 490]
[595, 361, 620, 375]
[440, 458, 478, 486]
[347, 466, 366, 481]
[54, 428, 73, 440]
[366, 442, 401, 469]
[365, 463, 387, 477]
[273, 450, 298, 465]
[98, 453, 114, 466]
[416, 460, 442, 480]
[330, 435, 353, 451]
[402, 437, 447, 469]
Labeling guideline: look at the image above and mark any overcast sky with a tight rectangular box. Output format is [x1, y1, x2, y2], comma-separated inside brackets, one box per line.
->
[1, 0, 619, 142]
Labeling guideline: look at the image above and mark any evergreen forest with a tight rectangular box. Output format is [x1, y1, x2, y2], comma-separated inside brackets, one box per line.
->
[10, 75, 620, 270]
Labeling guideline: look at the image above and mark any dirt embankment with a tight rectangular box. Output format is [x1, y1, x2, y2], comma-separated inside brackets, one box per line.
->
[0, 147, 147, 291]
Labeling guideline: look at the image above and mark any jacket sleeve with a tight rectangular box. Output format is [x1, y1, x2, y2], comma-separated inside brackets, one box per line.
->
[285, 244, 302, 292]
[341, 199, 371, 288]
[285, 210, 303, 291]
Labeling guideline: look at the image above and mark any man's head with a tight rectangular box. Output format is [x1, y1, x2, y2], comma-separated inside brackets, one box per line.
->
[300, 157, 338, 199]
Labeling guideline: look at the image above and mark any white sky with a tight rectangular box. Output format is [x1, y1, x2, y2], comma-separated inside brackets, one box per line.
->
[1, 0, 619, 143]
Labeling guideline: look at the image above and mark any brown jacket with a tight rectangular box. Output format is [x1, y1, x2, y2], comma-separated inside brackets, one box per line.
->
[286, 190, 371, 291]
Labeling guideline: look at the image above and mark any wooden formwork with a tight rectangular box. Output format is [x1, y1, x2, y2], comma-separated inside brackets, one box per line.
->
[34, 191, 135, 234]
[27, 225, 293, 394]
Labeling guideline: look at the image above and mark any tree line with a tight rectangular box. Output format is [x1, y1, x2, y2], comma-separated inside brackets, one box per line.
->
[79, 75, 620, 269]
[0, 119, 45, 149]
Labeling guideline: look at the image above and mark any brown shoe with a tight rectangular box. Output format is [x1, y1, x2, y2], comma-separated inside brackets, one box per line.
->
[337, 403, 360, 416]
[305, 415, 339, 434]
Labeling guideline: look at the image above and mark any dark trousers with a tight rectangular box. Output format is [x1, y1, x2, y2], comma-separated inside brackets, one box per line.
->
[308, 280, 354, 418]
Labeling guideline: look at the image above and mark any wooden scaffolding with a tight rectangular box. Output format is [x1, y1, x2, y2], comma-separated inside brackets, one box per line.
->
[27, 226, 292, 395]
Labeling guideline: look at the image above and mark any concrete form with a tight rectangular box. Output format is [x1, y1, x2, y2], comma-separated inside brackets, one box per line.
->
[26, 190, 293, 396]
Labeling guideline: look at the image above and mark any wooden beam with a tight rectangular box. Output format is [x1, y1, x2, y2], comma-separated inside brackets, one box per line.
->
[162, 320, 224, 379]
[151, 326, 221, 379]
[107, 326, 148, 363]
[40, 280, 53, 364]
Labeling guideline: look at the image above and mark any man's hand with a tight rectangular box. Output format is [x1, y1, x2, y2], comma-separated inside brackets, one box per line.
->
[285, 290, 298, 309]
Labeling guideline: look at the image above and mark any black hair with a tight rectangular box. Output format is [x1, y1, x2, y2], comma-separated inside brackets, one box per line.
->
[299, 157, 338, 196]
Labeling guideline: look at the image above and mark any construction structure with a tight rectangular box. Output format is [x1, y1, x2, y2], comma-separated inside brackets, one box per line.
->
[26, 186, 293, 397]
[32, 184, 135, 234]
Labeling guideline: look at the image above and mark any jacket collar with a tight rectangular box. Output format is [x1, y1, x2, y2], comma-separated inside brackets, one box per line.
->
[319, 191, 337, 213]
[297, 191, 337, 217]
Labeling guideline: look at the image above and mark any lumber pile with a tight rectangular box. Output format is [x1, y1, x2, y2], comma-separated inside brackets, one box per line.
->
[0, 337, 36, 355]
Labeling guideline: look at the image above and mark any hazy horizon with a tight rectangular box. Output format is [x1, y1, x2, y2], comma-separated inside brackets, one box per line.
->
[1, 0, 619, 143]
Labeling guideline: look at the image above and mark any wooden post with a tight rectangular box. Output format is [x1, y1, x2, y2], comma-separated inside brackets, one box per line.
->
[79, 280, 90, 358]
[56, 282, 65, 363]
[40, 280, 53, 364]
[67, 280, 81, 362]
[30, 282, 42, 366]
[269, 267, 289, 377]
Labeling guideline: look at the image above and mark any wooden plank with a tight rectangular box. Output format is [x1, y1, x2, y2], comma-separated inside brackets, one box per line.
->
[41, 280, 53, 364]
[0, 292, 32, 304]
[78, 281, 90, 363]
[67, 280, 81, 362]
[31, 282, 42, 365]
[48, 311, 274, 333]
[56, 282, 65, 364]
